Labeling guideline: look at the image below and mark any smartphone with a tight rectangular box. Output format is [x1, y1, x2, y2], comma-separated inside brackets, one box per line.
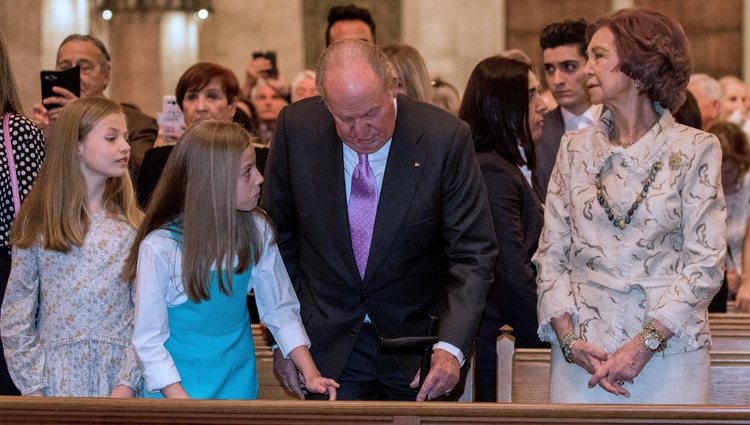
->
[252, 51, 278, 79]
[40, 66, 80, 109]
[157, 95, 185, 142]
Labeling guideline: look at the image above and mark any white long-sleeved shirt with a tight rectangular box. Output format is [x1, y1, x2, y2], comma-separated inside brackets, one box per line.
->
[132, 215, 310, 392]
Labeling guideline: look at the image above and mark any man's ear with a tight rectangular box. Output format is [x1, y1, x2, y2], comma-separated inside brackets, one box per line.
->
[102, 63, 111, 90]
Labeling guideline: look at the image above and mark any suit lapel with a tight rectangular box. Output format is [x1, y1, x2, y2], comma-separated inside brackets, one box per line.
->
[364, 96, 425, 283]
[313, 117, 360, 279]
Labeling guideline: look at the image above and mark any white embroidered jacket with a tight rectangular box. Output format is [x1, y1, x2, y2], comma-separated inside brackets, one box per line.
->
[533, 106, 727, 356]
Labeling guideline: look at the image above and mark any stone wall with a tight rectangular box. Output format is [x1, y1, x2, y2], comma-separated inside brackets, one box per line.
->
[0, 0, 746, 116]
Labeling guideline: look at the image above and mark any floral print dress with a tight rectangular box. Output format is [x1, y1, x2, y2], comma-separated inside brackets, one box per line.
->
[0, 212, 141, 396]
[533, 106, 726, 403]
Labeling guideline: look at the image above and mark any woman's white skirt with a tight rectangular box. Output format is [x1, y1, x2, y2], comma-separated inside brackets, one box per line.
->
[549, 346, 709, 404]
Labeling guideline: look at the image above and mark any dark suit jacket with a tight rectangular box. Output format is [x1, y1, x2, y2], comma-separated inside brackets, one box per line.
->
[477, 150, 544, 347]
[121, 104, 157, 177]
[533, 107, 564, 200]
[474, 149, 545, 401]
[261, 94, 498, 380]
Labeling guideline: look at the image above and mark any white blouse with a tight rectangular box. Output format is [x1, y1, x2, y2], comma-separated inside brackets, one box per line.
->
[132, 214, 310, 391]
[533, 106, 726, 355]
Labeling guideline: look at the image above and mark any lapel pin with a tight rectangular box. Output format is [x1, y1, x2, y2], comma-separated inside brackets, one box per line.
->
[414, 161, 421, 167]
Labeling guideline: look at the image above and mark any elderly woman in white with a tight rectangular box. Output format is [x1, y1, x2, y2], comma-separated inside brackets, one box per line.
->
[533, 8, 726, 404]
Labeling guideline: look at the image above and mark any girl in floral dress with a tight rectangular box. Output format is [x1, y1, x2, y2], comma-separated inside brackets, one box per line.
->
[0, 97, 142, 397]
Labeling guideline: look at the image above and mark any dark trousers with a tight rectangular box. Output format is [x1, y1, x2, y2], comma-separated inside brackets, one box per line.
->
[310, 323, 419, 400]
[0, 248, 20, 395]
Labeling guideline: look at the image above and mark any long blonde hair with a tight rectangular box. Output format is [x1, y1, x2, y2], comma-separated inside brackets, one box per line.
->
[123, 120, 265, 301]
[381, 43, 433, 103]
[10, 97, 142, 251]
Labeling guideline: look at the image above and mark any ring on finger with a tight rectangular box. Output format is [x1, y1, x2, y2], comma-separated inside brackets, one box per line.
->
[617, 379, 625, 385]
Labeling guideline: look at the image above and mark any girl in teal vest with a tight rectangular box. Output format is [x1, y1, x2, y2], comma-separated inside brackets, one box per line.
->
[126, 121, 338, 399]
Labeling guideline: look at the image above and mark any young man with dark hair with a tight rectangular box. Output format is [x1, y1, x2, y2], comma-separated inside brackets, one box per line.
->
[535, 19, 601, 199]
[326, 4, 377, 46]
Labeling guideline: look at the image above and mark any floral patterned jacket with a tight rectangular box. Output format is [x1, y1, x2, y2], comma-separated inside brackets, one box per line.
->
[533, 106, 726, 356]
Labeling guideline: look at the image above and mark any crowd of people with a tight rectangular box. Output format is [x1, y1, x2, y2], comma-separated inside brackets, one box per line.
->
[0, 3, 741, 406]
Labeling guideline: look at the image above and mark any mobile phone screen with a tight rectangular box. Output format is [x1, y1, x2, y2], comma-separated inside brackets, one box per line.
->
[40, 66, 81, 109]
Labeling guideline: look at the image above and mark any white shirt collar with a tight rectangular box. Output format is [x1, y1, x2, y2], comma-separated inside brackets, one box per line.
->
[561, 103, 603, 132]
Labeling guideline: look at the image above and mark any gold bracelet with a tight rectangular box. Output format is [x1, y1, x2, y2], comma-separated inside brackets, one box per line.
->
[561, 331, 581, 363]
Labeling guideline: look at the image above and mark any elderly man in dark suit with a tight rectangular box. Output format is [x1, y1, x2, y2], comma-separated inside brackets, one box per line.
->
[261, 39, 497, 401]
[535, 20, 601, 199]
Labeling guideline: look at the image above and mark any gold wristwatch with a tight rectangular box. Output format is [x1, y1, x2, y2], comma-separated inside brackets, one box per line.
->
[639, 322, 667, 353]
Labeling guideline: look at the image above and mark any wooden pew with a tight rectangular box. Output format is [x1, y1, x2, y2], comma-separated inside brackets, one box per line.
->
[0, 396, 749, 424]
[252, 323, 270, 352]
[257, 350, 299, 400]
[711, 329, 750, 350]
[706, 313, 750, 350]
[496, 329, 750, 404]
[249, 323, 299, 399]
[709, 312, 750, 326]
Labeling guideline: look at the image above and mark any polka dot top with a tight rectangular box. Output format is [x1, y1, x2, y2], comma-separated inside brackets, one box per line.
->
[0, 113, 45, 248]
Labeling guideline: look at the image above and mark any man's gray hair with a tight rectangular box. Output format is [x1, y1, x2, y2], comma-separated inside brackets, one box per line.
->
[291, 69, 316, 93]
[315, 39, 394, 102]
[689, 73, 722, 102]
[56, 33, 112, 78]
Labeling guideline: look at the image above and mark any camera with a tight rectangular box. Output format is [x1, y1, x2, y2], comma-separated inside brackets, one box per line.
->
[252, 51, 278, 79]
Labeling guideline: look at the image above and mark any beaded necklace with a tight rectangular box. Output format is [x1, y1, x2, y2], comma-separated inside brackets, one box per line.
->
[595, 161, 662, 229]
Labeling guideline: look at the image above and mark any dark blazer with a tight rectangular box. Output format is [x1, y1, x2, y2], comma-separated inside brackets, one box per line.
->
[261, 94, 498, 380]
[121, 104, 158, 178]
[474, 149, 545, 401]
[533, 107, 564, 200]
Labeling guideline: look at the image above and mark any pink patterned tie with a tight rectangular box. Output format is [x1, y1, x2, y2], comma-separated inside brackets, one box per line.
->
[349, 153, 377, 279]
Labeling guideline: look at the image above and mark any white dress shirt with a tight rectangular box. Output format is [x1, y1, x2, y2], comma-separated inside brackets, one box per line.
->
[562, 103, 603, 132]
[132, 214, 310, 392]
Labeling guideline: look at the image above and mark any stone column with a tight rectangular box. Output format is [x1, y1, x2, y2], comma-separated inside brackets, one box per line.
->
[199, 0, 305, 96]
[106, 11, 162, 115]
[401, 0, 505, 96]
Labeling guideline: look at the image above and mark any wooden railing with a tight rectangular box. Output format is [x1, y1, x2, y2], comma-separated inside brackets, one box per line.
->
[0, 397, 749, 424]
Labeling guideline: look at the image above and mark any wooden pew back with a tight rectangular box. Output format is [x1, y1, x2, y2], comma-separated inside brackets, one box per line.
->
[1, 397, 750, 424]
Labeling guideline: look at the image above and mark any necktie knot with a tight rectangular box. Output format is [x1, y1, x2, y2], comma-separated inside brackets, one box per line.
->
[358, 153, 369, 166]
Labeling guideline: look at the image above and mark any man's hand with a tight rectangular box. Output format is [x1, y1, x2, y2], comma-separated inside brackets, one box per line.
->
[246, 56, 273, 83]
[32, 86, 80, 130]
[410, 348, 460, 401]
[273, 347, 305, 399]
